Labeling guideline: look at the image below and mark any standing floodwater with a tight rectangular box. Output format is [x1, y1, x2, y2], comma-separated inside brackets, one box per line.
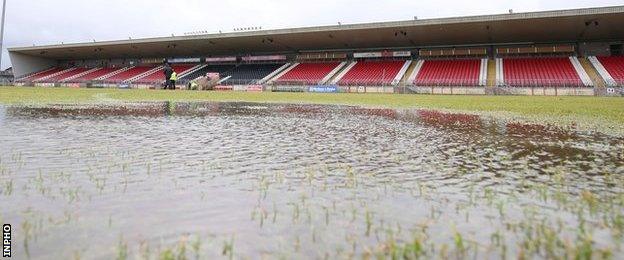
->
[0, 103, 623, 259]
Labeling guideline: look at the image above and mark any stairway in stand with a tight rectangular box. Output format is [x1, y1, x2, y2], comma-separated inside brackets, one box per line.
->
[486, 58, 497, 87]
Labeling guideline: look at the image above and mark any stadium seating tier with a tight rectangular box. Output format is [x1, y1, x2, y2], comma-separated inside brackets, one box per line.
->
[38, 68, 92, 82]
[19, 68, 64, 82]
[339, 60, 405, 86]
[68, 67, 120, 82]
[503, 57, 582, 87]
[104, 66, 155, 83]
[276, 62, 340, 84]
[597, 56, 624, 85]
[415, 60, 481, 86]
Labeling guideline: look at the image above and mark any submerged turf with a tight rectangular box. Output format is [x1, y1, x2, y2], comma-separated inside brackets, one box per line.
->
[1, 86, 623, 132]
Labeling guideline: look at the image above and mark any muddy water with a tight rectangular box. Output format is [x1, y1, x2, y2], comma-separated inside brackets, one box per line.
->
[0, 103, 623, 259]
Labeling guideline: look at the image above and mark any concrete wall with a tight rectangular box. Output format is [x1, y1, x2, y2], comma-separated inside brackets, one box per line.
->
[578, 42, 612, 57]
[9, 51, 57, 78]
[405, 86, 596, 96]
[409, 86, 486, 95]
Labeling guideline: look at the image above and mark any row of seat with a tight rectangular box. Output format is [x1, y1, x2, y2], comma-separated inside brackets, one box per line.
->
[597, 56, 624, 85]
[20, 68, 65, 82]
[38, 68, 92, 83]
[339, 60, 405, 85]
[502, 58, 582, 87]
[19, 65, 198, 83]
[69, 67, 120, 83]
[415, 60, 481, 86]
[17, 57, 622, 87]
[275, 62, 340, 84]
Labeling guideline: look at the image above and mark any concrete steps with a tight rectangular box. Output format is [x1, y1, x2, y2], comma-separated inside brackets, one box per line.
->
[579, 57, 605, 88]
[400, 60, 419, 85]
[588, 56, 617, 87]
[479, 58, 488, 86]
[392, 60, 412, 86]
[267, 63, 299, 84]
[495, 58, 504, 86]
[486, 58, 497, 87]
[329, 61, 356, 84]
[406, 60, 425, 85]
[569, 57, 593, 87]
[179, 64, 204, 78]
[321, 61, 347, 85]
[258, 63, 291, 84]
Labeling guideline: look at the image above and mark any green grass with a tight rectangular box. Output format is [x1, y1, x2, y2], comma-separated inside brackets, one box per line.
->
[1, 86, 623, 132]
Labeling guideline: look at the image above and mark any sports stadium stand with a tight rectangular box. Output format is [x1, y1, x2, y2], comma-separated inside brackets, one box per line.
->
[338, 60, 406, 85]
[502, 57, 582, 87]
[104, 66, 156, 83]
[221, 64, 285, 85]
[414, 59, 481, 86]
[37, 68, 91, 83]
[7, 6, 624, 95]
[19, 68, 64, 82]
[133, 64, 196, 84]
[66, 67, 121, 83]
[178, 64, 236, 83]
[596, 56, 624, 85]
[276, 62, 340, 84]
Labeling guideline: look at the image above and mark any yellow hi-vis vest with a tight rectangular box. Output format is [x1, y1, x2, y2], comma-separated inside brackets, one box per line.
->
[170, 72, 178, 81]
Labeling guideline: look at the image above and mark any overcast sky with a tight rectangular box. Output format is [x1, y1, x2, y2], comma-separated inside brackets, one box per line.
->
[1, 0, 622, 69]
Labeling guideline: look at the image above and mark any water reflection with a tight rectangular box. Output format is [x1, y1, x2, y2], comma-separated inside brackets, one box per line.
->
[1, 102, 623, 259]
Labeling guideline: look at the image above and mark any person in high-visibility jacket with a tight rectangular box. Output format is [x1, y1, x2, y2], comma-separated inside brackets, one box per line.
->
[169, 71, 177, 90]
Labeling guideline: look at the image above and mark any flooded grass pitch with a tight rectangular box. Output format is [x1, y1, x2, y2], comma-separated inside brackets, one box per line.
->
[0, 102, 623, 259]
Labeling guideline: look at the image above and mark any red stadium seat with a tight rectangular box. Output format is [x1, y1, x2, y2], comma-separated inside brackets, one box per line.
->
[338, 60, 404, 86]
[37, 68, 92, 83]
[104, 66, 155, 83]
[414, 59, 481, 86]
[68, 67, 121, 82]
[503, 57, 582, 87]
[597, 56, 624, 85]
[19, 68, 64, 82]
[276, 62, 340, 84]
